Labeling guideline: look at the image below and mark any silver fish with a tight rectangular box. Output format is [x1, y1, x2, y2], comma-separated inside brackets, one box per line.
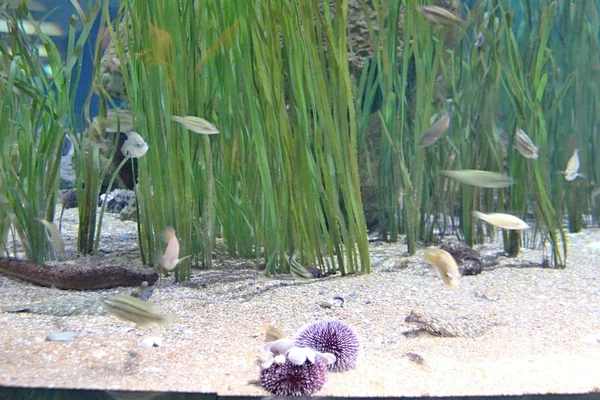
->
[514, 128, 538, 159]
[442, 169, 515, 188]
[472, 210, 530, 230]
[475, 31, 485, 47]
[121, 131, 149, 158]
[417, 6, 464, 26]
[560, 149, 585, 181]
[102, 295, 173, 327]
[171, 115, 219, 134]
[419, 112, 451, 147]
[422, 247, 460, 289]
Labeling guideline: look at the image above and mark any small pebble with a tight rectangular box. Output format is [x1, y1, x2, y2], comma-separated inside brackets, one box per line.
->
[331, 296, 344, 307]
[45, 331, 78, 342]
[139, 336, 163, 348]
[584, 242, 600, 251]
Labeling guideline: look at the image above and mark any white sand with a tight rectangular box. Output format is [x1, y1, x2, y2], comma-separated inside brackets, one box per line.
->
[0, 209, 599, 396]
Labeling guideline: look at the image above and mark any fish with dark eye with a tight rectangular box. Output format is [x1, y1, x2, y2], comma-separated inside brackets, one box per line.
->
[121, 131, 149, 158]
[419, 112, 451, 147]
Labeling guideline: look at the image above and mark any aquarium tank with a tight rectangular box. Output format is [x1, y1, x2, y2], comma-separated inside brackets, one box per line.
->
[2, 0, 596, 277]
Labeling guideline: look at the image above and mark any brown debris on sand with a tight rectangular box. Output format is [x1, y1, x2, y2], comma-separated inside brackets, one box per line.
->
[0, 257, 158, 290]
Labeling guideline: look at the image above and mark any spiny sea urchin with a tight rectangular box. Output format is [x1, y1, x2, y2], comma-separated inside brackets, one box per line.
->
[294, 320, 360, 372]
[259, 357, 328, 396]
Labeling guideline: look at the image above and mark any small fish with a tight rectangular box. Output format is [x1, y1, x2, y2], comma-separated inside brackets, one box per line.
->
[474, 31, 485, 47]
[442, 169, 515, 188]
[155, 226, 191, 271]
[121, 131, 149, 158]
[559, 149, 585, 181]
[422, 247, 461, 288]
[288, 252, 321, 281]
[591, 187, 600, 199]
[419, 112, 451, 147]
[417, 5, 464, 26]
[106, 109, 135, 133]
[264, 324, 287, 343]
[472, 210, 530, 230]
[171, 115, 219, 134]
[514, 128, 538, 159]
[102, 295, 173, 327]
[37, 218, 64, 254]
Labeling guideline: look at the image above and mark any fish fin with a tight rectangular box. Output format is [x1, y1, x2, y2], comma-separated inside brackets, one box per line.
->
[472, 210, 485, 219]
[160, 314, 176, 328]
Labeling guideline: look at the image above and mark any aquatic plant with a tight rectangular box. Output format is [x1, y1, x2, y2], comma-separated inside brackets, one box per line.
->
[0, 2, 99, 260]
[117, 0, 370, 280]
[355, 0, 591, 266]
[294, 320, 360, 372]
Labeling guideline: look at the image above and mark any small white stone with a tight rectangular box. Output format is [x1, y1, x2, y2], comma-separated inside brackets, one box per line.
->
[139, 336, 162, 348]
[584, 242, 600, 251]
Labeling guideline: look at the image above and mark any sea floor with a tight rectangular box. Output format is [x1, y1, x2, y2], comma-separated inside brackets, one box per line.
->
[0, 209, 599, 397]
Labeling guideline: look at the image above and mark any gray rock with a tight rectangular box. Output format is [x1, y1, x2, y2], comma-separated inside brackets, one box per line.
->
[46, 331, 79, 342]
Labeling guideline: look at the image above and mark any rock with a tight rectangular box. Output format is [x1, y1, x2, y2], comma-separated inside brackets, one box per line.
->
[46, 331, 79, 342]
[404, 310, 499, 338]
[100, 189, 135, 213]
[441, 241, 483, 276]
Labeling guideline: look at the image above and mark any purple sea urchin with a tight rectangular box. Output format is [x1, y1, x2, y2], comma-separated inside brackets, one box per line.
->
[294, 320, 360, 372]
[259, 357, 328, 396]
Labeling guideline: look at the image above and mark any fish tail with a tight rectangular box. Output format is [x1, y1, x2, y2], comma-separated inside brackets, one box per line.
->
[472, 210, 484, 219]
[161, 314, 176, 327]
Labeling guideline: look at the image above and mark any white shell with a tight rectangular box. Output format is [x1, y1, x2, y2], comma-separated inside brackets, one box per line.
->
[264, 338, 295, 355]
[286, 347, 317, 365]
[139, 336, 162, 348]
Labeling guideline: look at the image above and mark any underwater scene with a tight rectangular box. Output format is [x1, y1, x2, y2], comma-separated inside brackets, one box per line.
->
[0, 0, 599, 397]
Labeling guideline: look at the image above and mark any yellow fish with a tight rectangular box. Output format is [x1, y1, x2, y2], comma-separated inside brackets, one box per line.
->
[422, 247, 461, 288]
[171, 115, 220, 135]
[102, 295, 173, 327]
[442, 169, 515, 188]
[472, 210, 530, 230]
[417, 6, 464, 26]
[419, 112, 451, 147]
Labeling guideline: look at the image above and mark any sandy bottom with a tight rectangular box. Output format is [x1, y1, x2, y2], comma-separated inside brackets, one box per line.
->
[1, 209, 599, 397]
